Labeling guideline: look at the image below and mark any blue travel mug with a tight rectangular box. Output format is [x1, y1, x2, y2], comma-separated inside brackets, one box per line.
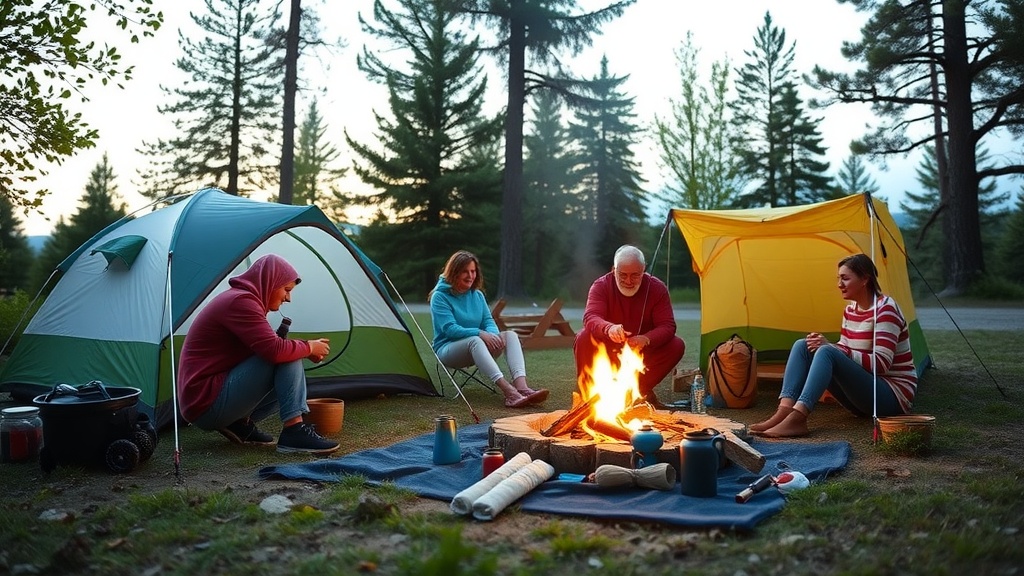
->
[432, 415, 461, 465]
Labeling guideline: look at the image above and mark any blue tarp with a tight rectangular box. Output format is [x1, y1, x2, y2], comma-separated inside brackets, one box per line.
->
[259, 423, 851, 530]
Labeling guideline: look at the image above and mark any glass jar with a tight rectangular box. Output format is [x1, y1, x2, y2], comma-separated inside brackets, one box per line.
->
[1, 406, 44, 463]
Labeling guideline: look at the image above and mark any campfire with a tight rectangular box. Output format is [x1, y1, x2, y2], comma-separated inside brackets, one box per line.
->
[541, 342, 683, 442]
[487, 343, 765, 476]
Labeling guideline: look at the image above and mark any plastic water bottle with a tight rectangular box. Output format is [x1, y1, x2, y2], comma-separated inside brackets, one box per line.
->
[276, 317, 292, 338]
[690, 373, 707, 414]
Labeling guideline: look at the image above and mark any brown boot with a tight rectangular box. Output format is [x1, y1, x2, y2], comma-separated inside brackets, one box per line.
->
[749, 405, 793, 433]
[761, 409, 809, 438]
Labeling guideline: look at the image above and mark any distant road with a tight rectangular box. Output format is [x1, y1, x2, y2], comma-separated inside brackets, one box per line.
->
[401, 304, 1023, 332]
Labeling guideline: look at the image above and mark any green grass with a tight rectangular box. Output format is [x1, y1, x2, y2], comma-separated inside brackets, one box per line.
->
[1, 313, 1023, 575]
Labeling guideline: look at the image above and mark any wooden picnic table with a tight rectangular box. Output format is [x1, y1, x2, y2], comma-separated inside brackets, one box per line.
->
[491, 297, 577, 350]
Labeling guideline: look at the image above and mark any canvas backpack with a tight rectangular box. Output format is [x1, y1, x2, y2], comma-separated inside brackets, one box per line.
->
[707, 334, 758, 408]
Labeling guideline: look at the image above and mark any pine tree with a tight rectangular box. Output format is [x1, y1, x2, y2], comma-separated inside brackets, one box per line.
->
[347, 0, 502, 297]
[570, 56, 646, 267]
[833, 154, 880, 199]
[452, 0, 632, 297]
[276, 1, 328, 205]
[654, 32, 744, 211]
[522, 90, 578, 297]
[30, 154, 128, 292]
[732, 11, 796, 208]
[272, 99, 345, 210]
[136, 0, 283, 198]
[0, 195, 34, 293]
[776, 83, 832, 205]
[812, 0, 1024, 295]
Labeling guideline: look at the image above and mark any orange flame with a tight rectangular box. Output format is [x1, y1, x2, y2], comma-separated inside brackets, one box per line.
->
[579, 341, 647, 437]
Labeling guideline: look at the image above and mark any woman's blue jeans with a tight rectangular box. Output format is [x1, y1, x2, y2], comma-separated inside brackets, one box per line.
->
[781, 339, 903, 417]
[191, 356, 308, 430]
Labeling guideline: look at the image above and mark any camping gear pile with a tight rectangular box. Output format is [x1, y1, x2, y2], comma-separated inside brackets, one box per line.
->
[32, 381, 157, 474]
[259, 422, 851, 530]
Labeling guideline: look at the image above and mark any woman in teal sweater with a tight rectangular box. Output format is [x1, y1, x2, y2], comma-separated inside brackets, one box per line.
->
[429, 250, 549, 408]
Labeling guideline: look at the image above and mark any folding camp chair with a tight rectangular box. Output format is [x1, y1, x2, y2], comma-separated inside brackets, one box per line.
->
[435, 364, 498, 398]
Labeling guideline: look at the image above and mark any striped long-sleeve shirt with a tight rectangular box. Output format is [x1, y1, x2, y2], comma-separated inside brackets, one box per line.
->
[834, 295, 917, 413]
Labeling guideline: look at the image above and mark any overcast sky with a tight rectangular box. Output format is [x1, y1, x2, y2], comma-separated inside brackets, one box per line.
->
[22, 0, 957, 236]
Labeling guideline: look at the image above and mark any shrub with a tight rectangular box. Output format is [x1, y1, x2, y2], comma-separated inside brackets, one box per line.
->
[966, 274, 1024, 300]
[0, 290, 41, 353]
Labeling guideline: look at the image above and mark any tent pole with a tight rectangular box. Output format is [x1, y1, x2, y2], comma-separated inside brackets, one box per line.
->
[635, 215, 674, 335]
[164, 253, 184, 482]
[380, 272, 480, 424]
[865, 194, 880, 444]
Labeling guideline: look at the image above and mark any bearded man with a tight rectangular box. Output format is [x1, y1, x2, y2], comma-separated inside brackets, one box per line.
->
[573, 245, 686, 409]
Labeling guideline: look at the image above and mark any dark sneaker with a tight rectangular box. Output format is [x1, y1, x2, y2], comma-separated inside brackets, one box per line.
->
[218, 418, 276, 446]
[277, 423, 340, 455]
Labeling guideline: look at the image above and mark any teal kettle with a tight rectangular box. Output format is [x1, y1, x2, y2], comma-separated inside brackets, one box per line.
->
[630, 424, 664, 469]
[679, 428, 724, 497]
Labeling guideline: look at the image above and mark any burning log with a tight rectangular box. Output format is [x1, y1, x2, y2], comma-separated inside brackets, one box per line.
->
[585, 418, 633, 443]
[541, 394, 601, 437]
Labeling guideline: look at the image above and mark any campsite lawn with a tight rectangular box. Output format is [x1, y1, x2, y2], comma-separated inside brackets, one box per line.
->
[1, 313, 1022, 575]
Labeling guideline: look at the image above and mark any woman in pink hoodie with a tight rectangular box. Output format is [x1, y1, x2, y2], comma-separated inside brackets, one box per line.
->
[177, 254, 338, 454]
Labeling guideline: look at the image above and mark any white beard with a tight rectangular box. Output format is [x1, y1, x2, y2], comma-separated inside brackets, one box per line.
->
[616, 280, 641, 298]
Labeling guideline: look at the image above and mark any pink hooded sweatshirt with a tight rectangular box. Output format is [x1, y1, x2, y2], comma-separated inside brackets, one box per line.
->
[177, 254, 312, 422]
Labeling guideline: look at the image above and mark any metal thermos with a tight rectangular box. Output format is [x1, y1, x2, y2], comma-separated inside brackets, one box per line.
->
[679, 428, 723, 497]
[276, 317, 292, 338]
[432, 415, 461, 465]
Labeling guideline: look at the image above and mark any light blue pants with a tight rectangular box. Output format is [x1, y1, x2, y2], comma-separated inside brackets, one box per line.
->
[191, 356, 308, 430]
[436, 330, 526, 384]
[781, 338, 903, 417]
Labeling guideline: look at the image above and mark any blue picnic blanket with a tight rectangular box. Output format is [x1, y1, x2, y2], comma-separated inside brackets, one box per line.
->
[258, 423, 850, 530]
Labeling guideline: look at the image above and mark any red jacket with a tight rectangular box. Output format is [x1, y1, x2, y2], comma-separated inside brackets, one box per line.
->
[581, 272, 677, 347]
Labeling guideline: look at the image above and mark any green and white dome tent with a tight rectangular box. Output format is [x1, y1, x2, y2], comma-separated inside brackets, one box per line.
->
[1, 188, 437, 429]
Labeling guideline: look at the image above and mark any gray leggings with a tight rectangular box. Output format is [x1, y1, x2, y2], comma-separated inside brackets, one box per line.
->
[436, 330, 526, 384]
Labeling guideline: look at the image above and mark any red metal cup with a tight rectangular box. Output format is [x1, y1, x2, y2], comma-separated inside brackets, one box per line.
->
[482, 447, 505, 478]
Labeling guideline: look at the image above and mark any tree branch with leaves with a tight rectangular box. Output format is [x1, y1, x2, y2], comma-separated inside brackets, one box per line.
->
[0, 0, 162, 209]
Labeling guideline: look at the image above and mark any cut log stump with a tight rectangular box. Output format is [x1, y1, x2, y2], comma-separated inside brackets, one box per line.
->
[490, 410, 763, 476]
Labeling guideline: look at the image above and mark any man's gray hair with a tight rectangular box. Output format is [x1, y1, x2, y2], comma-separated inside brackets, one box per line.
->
[613, 245, 645, 268]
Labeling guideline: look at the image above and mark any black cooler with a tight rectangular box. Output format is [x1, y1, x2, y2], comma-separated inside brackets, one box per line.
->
[32, 381, 158, 474]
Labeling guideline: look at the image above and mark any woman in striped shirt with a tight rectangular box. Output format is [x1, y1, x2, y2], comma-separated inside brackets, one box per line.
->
[750, 254, 917, 437]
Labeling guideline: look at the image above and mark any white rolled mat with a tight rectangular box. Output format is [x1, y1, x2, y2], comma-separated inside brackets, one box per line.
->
[450, 452, 532, 515]
[471, 459, 555, 521]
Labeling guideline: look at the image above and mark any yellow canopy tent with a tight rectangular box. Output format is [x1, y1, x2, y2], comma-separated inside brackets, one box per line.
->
[670, 193, 932, 377]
